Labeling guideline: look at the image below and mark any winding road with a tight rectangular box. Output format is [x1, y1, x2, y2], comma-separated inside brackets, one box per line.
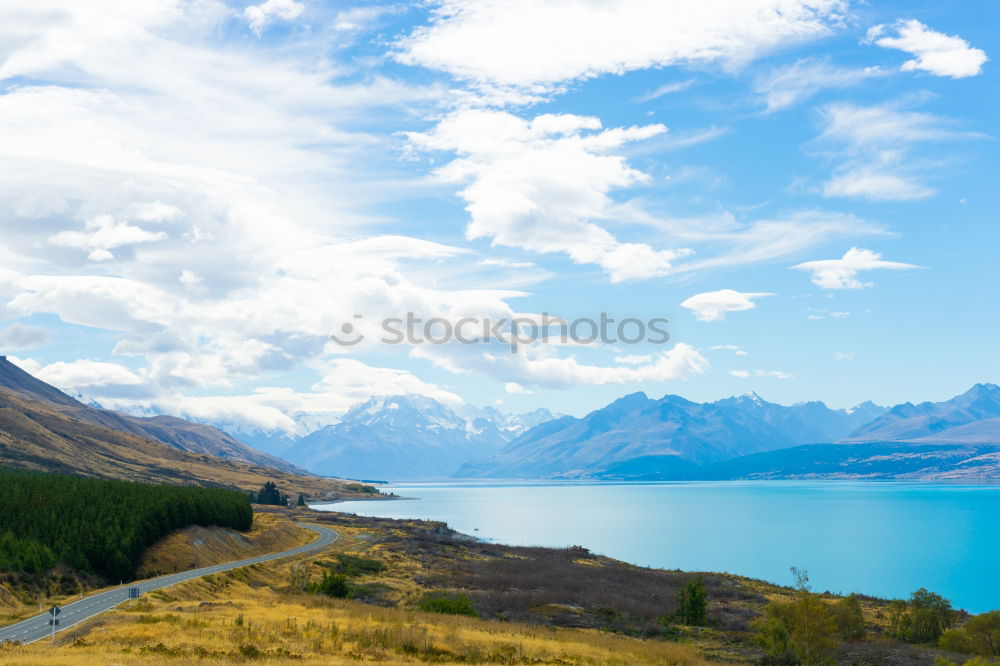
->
[0, 522, 338, 645]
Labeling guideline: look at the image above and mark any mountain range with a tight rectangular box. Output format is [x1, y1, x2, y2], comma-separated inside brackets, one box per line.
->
[463, 383, 1000, 481]
[458, 391, 886, 479]
[11, 351, 1000, 482]
[279, 395, 556, 480]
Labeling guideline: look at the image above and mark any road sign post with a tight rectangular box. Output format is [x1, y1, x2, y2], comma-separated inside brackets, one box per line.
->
[48, 605, 60, 642]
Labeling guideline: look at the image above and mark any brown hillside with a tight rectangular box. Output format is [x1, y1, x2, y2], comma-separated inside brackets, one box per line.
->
[0, 387, 340, 497]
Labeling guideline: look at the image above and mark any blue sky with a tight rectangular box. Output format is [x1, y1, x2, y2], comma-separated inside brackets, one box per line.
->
[0, 0, 996, 432]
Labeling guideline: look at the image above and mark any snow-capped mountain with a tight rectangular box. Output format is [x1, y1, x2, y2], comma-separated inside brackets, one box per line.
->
[459, 391, 886, 479]
[280, 395, 558, 480]
[844, 383, 1000, 443]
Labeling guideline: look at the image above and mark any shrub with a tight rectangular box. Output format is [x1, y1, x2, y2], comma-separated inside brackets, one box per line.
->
[832, 594, 865, 641]
[310, 571, 353, 599]
[908, 588, 953, 643]
[328, 553, 387, 577]
[418, 593, 478, 617]
[938, 610, 1000, 656]
[674, 577, 708, 626]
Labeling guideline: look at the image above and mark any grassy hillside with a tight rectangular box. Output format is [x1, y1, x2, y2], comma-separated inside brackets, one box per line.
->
[0, 388, 346, 497]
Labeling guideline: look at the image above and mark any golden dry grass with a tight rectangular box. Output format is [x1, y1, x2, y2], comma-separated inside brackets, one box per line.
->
[3, 579, 706, 665]
[0, 512, 708, 665]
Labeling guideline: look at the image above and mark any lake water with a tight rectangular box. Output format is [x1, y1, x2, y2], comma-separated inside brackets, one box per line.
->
[313, 481, 1000, 613]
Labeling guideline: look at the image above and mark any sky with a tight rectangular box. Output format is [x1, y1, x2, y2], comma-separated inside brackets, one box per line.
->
[0, 0, 997, 433]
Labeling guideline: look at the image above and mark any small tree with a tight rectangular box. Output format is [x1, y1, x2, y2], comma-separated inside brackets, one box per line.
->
[674, 577, 708, 626]
[832, 594, 866, 641]
[254, 481, 288, 506]
[959, 610, 1000, 656]
[753, 568, 838, 666]
[296, 493, 306, 507]
[790, 592, 838, 665]
[887, 599, 909, 638]
[908, 588, 953, 643]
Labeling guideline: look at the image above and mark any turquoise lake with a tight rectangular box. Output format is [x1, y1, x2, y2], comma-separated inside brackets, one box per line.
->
[314, 481, 1000, 613]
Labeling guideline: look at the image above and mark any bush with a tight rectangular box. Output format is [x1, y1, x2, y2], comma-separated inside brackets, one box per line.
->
[908, 588, 953, 643]
[832, 594, 865, 641]
[752, 569, 837, 666]
[938, 610, 1000, 656]
[419, 593, 478, 617]
[939, 627, 974, 654]
[310, 571, 353, 599]
[327, 553, 387, 577]
[674, 577, 708, 626]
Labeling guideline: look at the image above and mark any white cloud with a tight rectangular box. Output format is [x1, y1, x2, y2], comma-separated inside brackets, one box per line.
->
[0, 323, 50, 349]
[754, 369, 794, 379]
[834, 352, 854, 361]
[711, 345, 747, 356]
[0, 1, 496, 412]
[34, 359, 148, 397]
[815, 101, 975, 201]
[412, 340, 709, 389]
[396, 0, 848, 93]
[504, 381, 528, 394]
[729, 368, 794, 379]
[823, 171, 933, 201]
[649, 211, 886, 274]
[868, 19, 987, 79]
[244, 0, 305, 36]
[633, 79, 696, 104]
[681, 289, 772, 322]
[615, 354, 654, 366]
[71, 357, 466, 435]
[49, 215, 167, 261]
[406, 109, 691, 282]
[755, 58, 886, 112]
[793, 247, 920, 289]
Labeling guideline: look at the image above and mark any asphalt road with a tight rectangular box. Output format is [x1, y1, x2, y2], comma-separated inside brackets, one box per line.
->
[0, 522, 338, 645]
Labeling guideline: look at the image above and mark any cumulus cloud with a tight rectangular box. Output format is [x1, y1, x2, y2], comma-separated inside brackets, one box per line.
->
[406, 110, 691, 282]
[411, 340, 709, 389]
[396, 0, 848, 93]
[49, 215, 167, 262]
[868, 19, 987, 79]
[681, 289, 772, 322]
[61, 358, 465, 435]
[32, 359, 154, 399]
[793, 247, 920, 289]
[729, 369, 750, 378]
[0, 1, 500, 416]
[0, 323, 50, 349]
[754, 58, 886, 112]
[244, 0, 305, 36]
